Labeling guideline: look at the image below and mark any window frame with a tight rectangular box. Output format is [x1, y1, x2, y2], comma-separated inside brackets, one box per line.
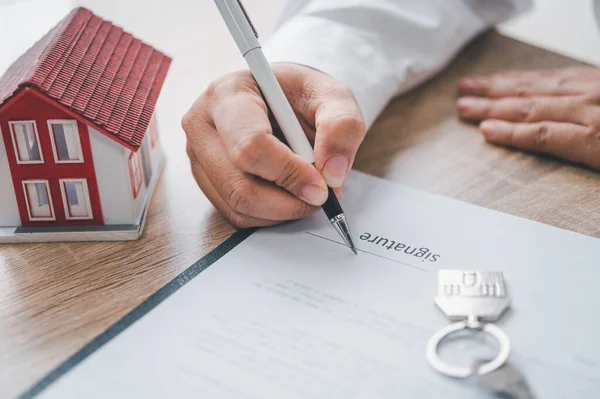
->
[47, 119, 84, 164]
[128, 151, 143, 199]
[22, 180, 55, 221]
[59, 178, 94, 220]
[9, 120, 44, 164]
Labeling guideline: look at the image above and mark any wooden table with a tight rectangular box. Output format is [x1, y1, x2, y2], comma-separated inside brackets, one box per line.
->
[1, 11, 599, 398]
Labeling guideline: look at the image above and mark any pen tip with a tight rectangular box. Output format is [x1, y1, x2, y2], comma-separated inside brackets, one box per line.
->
[329, 213, 358, 256]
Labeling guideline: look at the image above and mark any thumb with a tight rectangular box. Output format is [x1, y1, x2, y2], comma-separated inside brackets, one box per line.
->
[311, 85, 366, 188]
[272, 64, 366, 188]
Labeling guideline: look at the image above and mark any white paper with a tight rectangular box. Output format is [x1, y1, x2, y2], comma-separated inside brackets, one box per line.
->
[38, 172, 600, 398]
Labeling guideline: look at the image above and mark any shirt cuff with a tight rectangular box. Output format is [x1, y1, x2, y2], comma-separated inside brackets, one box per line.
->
[262, 15, 399, 130]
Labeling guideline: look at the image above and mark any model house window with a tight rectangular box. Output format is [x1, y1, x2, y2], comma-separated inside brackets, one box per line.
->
[59, 179, 93, 219]
[22, 180, 54, 220]
[48, 120, 83, 162]
[128, 151, 143, 198]
[10, 121, 43, 163]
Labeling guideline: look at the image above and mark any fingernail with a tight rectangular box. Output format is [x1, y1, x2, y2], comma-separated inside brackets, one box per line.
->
[300, 184, 328, 206]
[323, 155, 349, 188]
[459, 76, 486, 95]
[457, 97, 489, 117]
[480, 120, 512, 140]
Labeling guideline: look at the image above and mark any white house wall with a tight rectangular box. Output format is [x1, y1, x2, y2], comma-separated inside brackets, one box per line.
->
[0, 127, 21, 227]
[89, 127, 136, 225]
[146, 112, 163, 173]
[125, 147, 148, 224]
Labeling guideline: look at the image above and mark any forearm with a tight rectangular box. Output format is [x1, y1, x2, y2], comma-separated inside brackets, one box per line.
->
[264, 0, 532, 129]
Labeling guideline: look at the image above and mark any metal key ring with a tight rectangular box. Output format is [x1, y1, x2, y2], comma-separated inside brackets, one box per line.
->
[426, 320, 511, 378]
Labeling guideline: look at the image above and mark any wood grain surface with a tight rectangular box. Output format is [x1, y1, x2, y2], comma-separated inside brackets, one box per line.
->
[1, 21, 599, 399]
[357, 32, 600, 237]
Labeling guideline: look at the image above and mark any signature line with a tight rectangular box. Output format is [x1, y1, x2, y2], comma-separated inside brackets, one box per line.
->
[305, 232, 428, 272]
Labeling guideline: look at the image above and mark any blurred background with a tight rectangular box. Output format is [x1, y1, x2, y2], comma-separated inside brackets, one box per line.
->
[0, 0, 598, 163]
[1, 0, 599, 99]
[1, 0, 599, 76]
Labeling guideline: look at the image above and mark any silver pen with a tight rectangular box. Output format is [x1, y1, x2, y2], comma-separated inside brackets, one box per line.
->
[213, 0, 357, 254]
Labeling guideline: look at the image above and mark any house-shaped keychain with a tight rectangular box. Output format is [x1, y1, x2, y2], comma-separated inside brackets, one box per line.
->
[0, 7, 171, 242]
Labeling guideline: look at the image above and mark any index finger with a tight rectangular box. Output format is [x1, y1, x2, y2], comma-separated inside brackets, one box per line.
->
[208, 82, 329, 206]
[459, 70, 588, 98]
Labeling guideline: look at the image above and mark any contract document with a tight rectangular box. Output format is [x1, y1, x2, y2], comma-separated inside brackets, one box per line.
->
[30, 172, 600, 398]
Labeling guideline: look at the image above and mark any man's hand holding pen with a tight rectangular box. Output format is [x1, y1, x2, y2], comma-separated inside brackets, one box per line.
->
[182, 63, 365, 228]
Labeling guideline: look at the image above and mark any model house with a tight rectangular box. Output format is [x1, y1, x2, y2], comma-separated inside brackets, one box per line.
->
[0, 7, 171, 242]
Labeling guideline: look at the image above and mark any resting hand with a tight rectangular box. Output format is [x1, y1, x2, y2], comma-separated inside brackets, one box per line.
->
[457, 66, 600, 170]
[182, 64, 366, 228]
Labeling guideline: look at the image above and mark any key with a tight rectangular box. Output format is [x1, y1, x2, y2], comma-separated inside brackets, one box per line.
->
[434, 270, 511, 322]
[426, 270, 513, 378]
[475, 360, 536, 399]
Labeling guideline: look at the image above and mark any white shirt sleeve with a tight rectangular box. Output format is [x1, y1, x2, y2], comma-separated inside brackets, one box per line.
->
[595, 0, 600, 30]
[263, 0, 532, 129]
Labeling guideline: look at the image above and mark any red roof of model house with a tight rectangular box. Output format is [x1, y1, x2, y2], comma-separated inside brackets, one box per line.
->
[0, 7, 171, 151]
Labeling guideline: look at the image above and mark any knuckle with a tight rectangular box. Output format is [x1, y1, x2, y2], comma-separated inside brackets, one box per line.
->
[181, 108, 210, 137]
[203, 71, 257, 103]
[328, 114, 367, 141]
[340, 114, 367, 137]
[585, 108, 600, 130]
[515, 80, 532, 97]
[592, 87, 600, 102]
[203, 77, 225, 102]
[582, 93, 600, 105]
[290, 202, 315, 220]
[532, 124, 550, 150]
[274, 158, 303, 190]
[248, 94, 269, 114]
[521, 99, 538, 122]
[226, 210, 253, 229]
[222, 70, 257, 94]
[584, 127, 600, 152]
[230, 132, 268, 171]
[554, 76, 569, 90]
[181, 110, 193, 133]
[226, 178, 254, 215]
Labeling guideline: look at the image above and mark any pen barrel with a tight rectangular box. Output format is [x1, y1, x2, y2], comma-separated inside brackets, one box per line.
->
[214, 0, 260, 54]
[244, 48, 315, 163]
[322, 188, 343, 220]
